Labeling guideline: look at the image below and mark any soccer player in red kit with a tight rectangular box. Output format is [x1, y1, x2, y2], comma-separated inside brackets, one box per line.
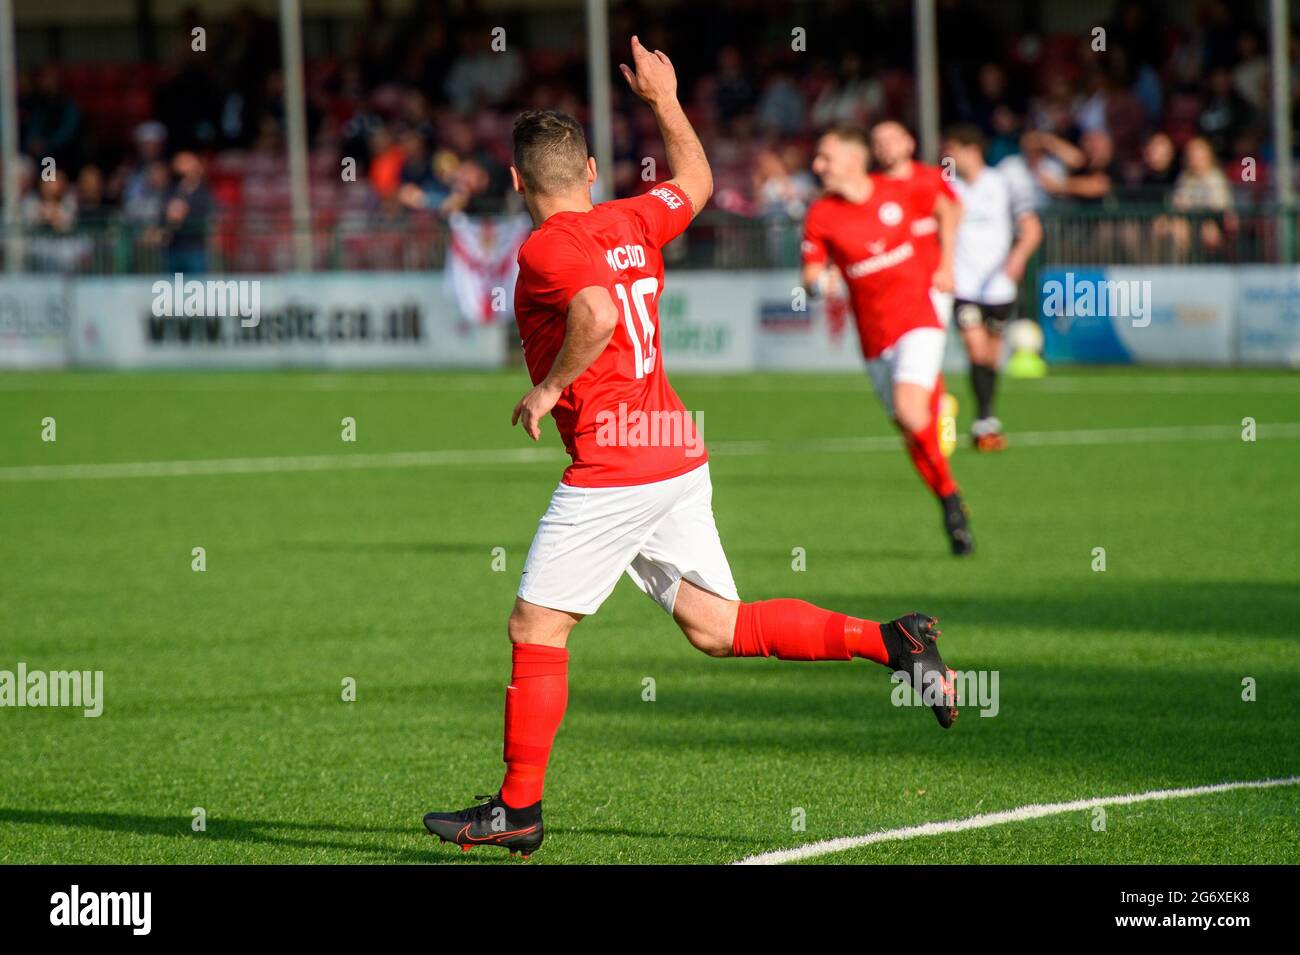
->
[802, 125, 974, 555]
[869, 120, 960, 328]
[422, 39, 960, 859]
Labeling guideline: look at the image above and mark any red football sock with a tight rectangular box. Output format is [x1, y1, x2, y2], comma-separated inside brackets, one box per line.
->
[499, 643, 568, 809]
[902, 381, 957, 498]
[731, 599, 887, 664]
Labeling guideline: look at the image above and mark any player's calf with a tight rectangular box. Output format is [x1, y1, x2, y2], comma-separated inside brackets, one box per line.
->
[672, 588, 739, 657]
[508, 598, 581, 646]
[674, 584, 959, 728]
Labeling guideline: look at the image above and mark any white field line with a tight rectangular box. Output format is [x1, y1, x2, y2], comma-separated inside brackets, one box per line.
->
[2, 421, 1298, 483]
[732, 775, 1300, 865]
[0, 447, 562, 482]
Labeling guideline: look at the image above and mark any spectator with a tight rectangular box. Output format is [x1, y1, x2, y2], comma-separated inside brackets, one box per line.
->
[1199, 66, 1255, 158]
[1125, 132, 1182, 262]
[22, 170, 77, 233]
[1043, 130, 1117, 205]
[75, 165, 110, 227]
[970, 63, 1023, 161]
[1169, 136, 1235, 258]
[1011, 129, 1083, 208]
[439, 157, 492, 216]
[367, 126, 406, 201]
[1172, 137, 1234, 210]
[111, 121, 168, 210]
[714, 47, 755, 125]
[21, 66, 82, 171]
[610, 112, 644, 197]
[218, 3, 279, 146]
[1232, 29, 1270, 111]
[752, 148, 815, 220]
[164, 152, 214, 274]
[155, 35, 223, 152]
[1074, 68, 1110, 134]
[755, 69, 806, 137]
[123, 160, 171, 228]
[1028, 73, 1080, 141]
[811, 52, 884, 128]
[1136, 131, 1180, 201]
[11, 0, 1298, 273]
[443, 29, 523, 112]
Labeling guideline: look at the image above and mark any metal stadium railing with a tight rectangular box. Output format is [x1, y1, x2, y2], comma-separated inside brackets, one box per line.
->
[1036, 204, 1300, 267]
[3, 205, 1296, 275]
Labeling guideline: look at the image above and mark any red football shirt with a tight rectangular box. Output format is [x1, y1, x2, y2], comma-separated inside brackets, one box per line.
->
[513, 182, 706, 488]
[802, 178, 940, 359]
[888, 162, 957, 279]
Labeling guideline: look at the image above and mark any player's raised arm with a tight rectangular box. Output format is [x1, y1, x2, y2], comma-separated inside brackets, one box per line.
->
[512, 286, 619, 441]
[619, 36, 712, 217]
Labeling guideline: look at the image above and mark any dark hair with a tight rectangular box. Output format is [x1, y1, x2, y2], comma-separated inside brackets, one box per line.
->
[822, 124, 871, 150]
[512, 110, 590, 195]
[942, 123, 986, 150]
[870, 119, 916, 140]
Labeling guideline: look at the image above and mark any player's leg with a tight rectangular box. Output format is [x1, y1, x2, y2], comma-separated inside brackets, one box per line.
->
[958, 301, 1007, 451]
[627, 464, 957, 727]
[867, 343, 936, 485]
[894, 378, 953, 496]
[422, 597, 576, 858]
[928, 289, 961, 458]
[886, 328, 973, 555]
[673, 581, 957, 728]
[424, 479, 669, 857]
[977, 307, 1011, 449]
[957, 302, 997, 445]
[497, 598, 579, 813]
[980, 326, 1006, 439]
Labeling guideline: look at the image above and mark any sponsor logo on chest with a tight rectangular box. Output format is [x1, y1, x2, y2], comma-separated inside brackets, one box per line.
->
[878, 201, 904, 226]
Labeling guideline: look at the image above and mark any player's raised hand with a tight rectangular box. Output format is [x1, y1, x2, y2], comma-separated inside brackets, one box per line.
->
[619, 36, 677, 107]
[512, 381, 561, 441]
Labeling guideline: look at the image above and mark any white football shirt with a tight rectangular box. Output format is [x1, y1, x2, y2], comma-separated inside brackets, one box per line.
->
[952, 165, 1034, 305]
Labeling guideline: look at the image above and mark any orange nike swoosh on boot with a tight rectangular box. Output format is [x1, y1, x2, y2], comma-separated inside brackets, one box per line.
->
[457, 823, 539, 844]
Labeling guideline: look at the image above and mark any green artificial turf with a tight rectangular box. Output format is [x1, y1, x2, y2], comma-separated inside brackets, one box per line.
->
[1, 368, 1297, 864]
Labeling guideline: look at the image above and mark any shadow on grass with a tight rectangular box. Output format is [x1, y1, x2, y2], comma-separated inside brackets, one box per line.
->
[0, 807, 478, 864]
[811, 579, 1300, 637]
[0, 808, 749, 863]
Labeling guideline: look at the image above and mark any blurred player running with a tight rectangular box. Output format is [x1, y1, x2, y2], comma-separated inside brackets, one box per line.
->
[802, 125, 974, 556]
[940, 125, 1043, 451]
[422, 39, 960, 860]
[869, 121, 960, 331]
[870, 120, 963, 457]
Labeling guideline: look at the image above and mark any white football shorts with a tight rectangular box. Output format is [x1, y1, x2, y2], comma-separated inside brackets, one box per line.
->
[517, 462, 740, 616]
[865, 325, 948, 416]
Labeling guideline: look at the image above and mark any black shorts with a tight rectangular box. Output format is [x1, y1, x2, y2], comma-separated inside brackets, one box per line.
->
[954, 299, 1015, 335]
